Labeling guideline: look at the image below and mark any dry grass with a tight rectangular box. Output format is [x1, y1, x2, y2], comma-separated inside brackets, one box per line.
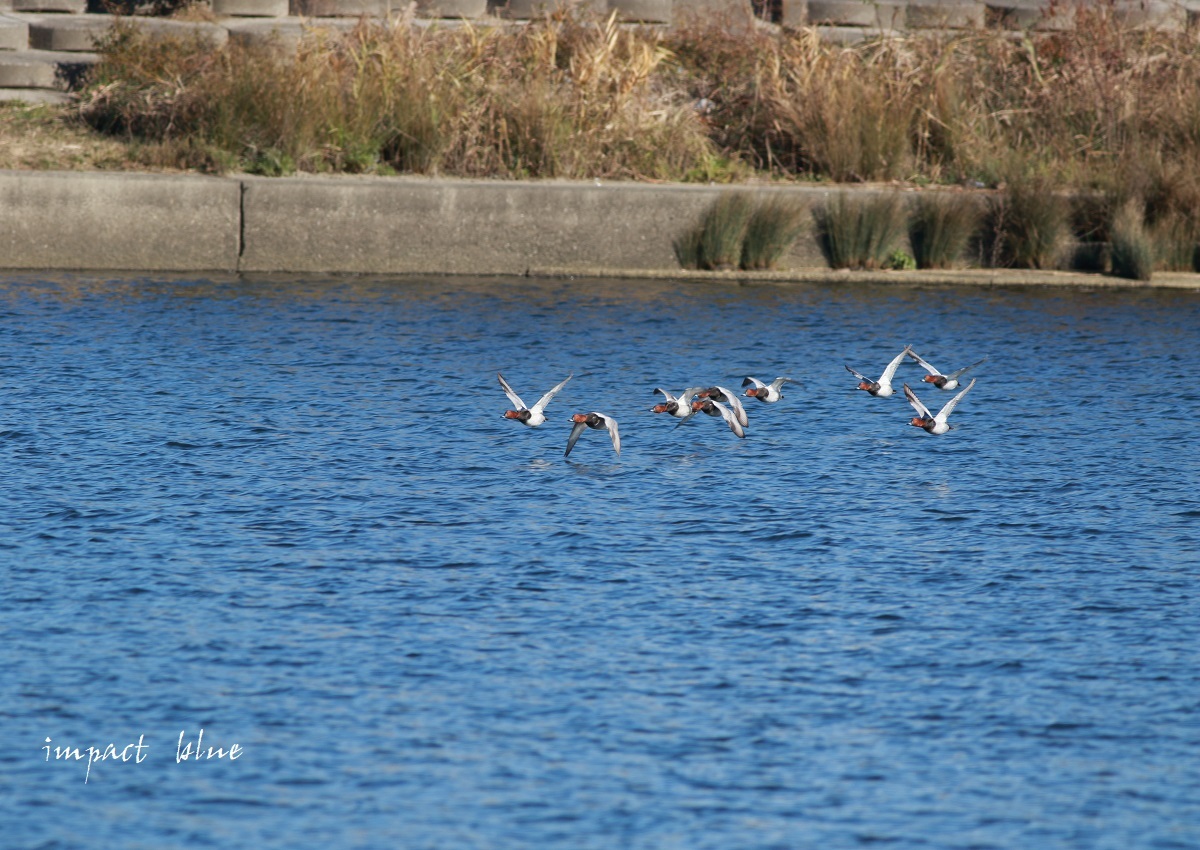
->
[1151, 213, 1199, 272]
[665, 2, 1200, 191]
[1109, 199, 1154, 281]
[0, 102, 139, 171]
[78, 11, 715, 179]
[983, 174, 1071, 269]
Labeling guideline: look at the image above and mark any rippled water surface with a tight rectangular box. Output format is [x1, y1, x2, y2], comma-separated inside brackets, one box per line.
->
[2, 273, 1198, 849]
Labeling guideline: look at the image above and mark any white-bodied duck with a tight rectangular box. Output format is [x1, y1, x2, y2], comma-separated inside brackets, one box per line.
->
[846, 345, 911, 398]
[498, 372, 572, 428]
[742, 376, 796, 403]
[650, 387, 700, 419]
[903, 379, 976, 435]
[908, 350, 987, 391]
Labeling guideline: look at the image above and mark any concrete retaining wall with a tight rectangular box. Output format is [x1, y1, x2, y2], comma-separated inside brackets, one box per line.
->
[0, 171, 833, 274]
[0, 171, 241, 271]
[2, 171, 1198, 289]
[241, 177, 830, 275]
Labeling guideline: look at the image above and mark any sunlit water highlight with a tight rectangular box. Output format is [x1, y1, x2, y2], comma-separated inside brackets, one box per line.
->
[2, 273, 1198, 849]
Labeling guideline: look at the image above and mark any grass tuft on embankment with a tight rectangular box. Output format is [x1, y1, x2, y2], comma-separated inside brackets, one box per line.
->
[817, 191, 907, 270]
[675, 192, 808, 271]
[909, 193, 982, 270]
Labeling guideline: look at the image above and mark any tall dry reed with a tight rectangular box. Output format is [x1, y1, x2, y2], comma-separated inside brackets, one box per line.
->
[75, 2, 1200, 192]
[665, 2, 1200, 190]
[80, 11, 714, 179]
[984, 174, 1070, 269]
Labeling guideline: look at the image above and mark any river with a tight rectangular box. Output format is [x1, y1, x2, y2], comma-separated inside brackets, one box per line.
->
[3, 273, 1197, 849]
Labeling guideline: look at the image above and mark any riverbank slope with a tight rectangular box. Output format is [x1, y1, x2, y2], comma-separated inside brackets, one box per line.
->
[2, 170, 1199, 287]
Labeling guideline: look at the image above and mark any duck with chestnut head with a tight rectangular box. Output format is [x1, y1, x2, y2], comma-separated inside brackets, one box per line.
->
[908, 350, 987, 391]
[650, 387, 700, 419]
[565, 412, 620, 458]
[846, 345, 911, 398]
[498, 372, 572, 428]
[742, 376, 796, 403]
[903, 379, 976, 435]
[690, 397, 746, 439]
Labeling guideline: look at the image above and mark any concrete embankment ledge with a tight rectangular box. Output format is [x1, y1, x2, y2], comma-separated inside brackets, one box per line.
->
[2, 169, 1199, 289]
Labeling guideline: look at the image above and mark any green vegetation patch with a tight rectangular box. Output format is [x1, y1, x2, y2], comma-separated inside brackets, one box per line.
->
[816, 191, 907, 271]
[675, 192, 808, 271]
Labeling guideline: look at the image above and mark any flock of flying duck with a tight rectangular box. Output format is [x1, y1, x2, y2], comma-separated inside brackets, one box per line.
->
[498, 346, 986, 458]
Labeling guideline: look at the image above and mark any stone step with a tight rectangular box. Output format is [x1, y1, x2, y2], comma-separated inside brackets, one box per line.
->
[1112, 0, 1186, 31]
[807, 0, 905, 29]
[25, 14, 228, 52]
[905, 0, 984, 29]
[491, 0, 601, 18]
[225, 16, 358, 48]
[779, 0, 806, 27]
[1, 12, 30, 49]
[0, 85, 71, 103]
[414, 0, 488, 16]
[292, 0, 490, 15]
[11, 0, 86, 12]
[685, 0, 755, 12]
[3, 2, 1193, 49]
[290, 0, 390, 16]
[607, 0, 671, 22]
[983, 0, 1073, 30]
[488, 0, 673, 20]
[815, 24, 896, 43]
[0, 48, 96, 89]
[211, 0, 289, 15]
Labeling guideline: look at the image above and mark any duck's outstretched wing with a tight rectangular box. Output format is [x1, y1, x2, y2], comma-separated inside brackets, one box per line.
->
[710, 400, 745, 438]
[769, 377, 796, 392]
[903, 383, 933, 419]
[946, 357, 987, 381]
[935, 378, 976, 425]
[908, 349, 942, 377]
[595, 413, 620, 456]
[845, 364, 871, 383]
[742, 376, 766, 390]
[531, 373, 572, 415]
[880, 345, 913, 386]
[654, 387, 679, 403]
[713, 385, 749, 428]
[497, 373, 527, 410]
[564, 420, 587, 457]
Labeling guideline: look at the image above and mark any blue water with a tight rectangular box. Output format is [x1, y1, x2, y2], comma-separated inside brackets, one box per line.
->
[2, 273, 1198, 850]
